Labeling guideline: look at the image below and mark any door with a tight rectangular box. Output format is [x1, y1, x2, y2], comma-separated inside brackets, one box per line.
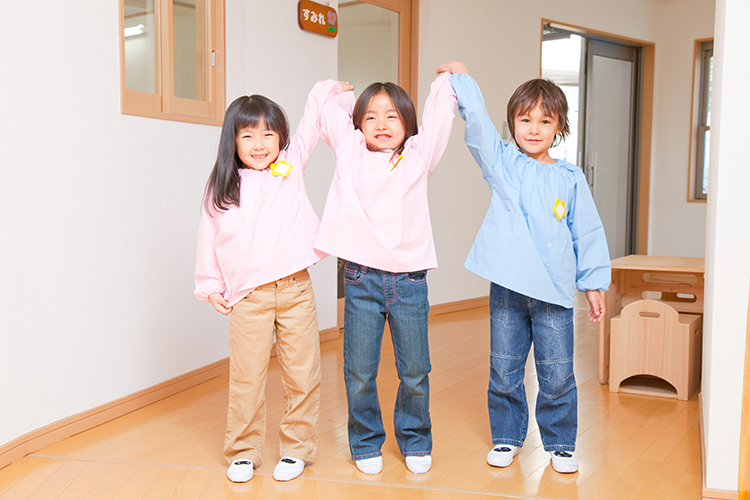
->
[542, 30, 641, 259]
[580, 39, 639, 259]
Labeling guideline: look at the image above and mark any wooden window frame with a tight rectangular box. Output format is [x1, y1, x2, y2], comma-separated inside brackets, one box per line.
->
[687, 39, 713, 202]
[119, 0, 225, 126]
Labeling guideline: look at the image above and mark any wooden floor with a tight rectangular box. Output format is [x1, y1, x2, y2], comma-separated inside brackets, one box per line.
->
[0, 296, 702, 499]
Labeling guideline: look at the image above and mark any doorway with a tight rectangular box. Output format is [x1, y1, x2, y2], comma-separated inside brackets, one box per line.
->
[542, 25, 646, 259]
[335, 0, 417, 331]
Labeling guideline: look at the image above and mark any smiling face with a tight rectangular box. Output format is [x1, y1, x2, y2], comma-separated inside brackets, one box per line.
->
[361, 92, 406, 152]
[235, 121, 281, 170]
[513, 100, 561, 164]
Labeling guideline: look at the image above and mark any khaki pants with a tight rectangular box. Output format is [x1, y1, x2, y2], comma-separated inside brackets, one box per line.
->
[224, 269, 321, 467]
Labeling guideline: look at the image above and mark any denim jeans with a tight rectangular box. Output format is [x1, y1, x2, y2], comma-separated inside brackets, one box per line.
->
[488, 283, 577, 452]
[343, 261, 432, 460]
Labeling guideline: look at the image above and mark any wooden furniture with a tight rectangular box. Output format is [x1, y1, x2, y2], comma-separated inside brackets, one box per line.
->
[599, 255, 705, 384]
[609, 299, 702, 400]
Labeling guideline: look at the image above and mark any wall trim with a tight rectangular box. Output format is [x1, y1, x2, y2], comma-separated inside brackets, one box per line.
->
[0, 358, 229, 470]
[0, 326, 347, 471]
[430, 296, 488, 317]
[704, 490, 740, 500]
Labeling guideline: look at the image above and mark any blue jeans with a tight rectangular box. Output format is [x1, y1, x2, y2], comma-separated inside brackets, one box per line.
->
[343, 261, 432, 460]
[488, 283, 577, 452]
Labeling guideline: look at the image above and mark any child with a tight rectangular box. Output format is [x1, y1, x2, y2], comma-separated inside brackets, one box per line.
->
[194, 82, 341, 483]
[438, 61, 611, 474]
[313, 73, 456, 475]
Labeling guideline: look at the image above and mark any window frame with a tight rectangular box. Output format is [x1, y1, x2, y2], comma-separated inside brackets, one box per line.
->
[688, 39, 713, 202]
[118, 0, 225, 126]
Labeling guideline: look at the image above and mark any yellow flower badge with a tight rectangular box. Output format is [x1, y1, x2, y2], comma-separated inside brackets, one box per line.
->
[554, 199, 566, 221]
[270, 160, 293, 177]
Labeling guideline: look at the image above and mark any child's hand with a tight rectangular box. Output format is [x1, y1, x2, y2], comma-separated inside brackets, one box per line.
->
[585, 290, 605, 322]
[208, 293, 232, 315]
[338, 80, 354, 92]
[437, 61, 468, 75]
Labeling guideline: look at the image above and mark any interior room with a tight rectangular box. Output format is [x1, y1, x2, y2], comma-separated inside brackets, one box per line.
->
[0, 0, 747, 499]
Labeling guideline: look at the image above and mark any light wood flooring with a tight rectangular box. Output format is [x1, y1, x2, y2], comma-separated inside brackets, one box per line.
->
[0, 296, 702, 499]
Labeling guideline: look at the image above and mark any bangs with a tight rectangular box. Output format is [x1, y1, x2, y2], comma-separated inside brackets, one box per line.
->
[236, 95, 290, 150]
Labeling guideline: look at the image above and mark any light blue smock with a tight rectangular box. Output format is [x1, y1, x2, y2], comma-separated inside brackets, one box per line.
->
[450, 73, 611, 309]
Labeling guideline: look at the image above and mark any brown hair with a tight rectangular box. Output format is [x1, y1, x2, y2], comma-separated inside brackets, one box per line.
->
[352, 82, 418, 155]
[506, 78, 570, 148]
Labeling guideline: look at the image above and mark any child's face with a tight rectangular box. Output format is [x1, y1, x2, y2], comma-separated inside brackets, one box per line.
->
[513, 101, 561, 164]
[361, 92, 405, 152]
[235, 121, 281, 170]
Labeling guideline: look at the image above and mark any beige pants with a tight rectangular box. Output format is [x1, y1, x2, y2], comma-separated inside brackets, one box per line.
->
[224, 269, 321, 467]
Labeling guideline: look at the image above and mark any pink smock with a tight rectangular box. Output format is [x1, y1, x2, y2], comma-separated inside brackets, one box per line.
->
[314, 73, 457, 272]
[194, 81, 340, 307]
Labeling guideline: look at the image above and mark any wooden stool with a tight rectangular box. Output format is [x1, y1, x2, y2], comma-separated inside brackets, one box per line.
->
[609, 299, 702, 400]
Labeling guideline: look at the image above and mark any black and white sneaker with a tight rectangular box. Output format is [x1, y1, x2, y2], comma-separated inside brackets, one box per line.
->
[549, 451, 578, 473]
[227, 459, 254, 482]
[486, 445, 519, 467]
[273, 456, 305, 481]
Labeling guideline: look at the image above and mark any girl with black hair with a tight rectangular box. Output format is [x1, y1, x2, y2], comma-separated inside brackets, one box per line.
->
[194, 82, 343, 483]
[313, 72, 457, 475]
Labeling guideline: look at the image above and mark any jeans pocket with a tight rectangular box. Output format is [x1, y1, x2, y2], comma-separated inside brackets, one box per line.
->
[405, 270, 427, 284]
[344, 261, 367, 284]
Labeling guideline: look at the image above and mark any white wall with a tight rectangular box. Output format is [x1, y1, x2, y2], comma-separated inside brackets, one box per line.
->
[702, 0, 750, 490]
[420, 0, 714, 306]
[648, 0, 715, 257]
[0, 1, 338, 446]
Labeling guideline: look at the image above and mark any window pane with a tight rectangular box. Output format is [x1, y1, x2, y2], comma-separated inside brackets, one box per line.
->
[173, 0, 208, 101]
[124, 0, 158, 94]
[706, 54, 713, 127]
[702, 129, 710, 195]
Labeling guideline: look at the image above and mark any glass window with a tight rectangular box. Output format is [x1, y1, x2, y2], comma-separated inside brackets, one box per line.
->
[690, 40, 712, 201]
[120, 0, 225, 125]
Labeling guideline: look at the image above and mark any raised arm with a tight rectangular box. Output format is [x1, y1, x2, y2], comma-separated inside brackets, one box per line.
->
[447, 69, 504, 179]
[286, 80, 350, 173]
[416, 71, 457, 175]
[319, 81, 356, 151]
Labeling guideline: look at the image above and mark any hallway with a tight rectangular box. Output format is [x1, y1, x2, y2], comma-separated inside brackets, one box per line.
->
[0, 298, 701, 499]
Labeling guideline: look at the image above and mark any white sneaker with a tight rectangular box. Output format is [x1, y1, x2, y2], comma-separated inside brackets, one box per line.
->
[486, 445, 519, 467]
[355, 456, 383, 474]
[549, 451, 578, 473]
[227, 459, 254, 482]
[273, 456, 305, 481]
[405, 455, 432, 474]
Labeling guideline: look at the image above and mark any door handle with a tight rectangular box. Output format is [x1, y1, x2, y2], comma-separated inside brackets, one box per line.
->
[586, 152, 597, 198]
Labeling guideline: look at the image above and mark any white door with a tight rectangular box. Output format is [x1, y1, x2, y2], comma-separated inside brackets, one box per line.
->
[581, 39, 639, 259]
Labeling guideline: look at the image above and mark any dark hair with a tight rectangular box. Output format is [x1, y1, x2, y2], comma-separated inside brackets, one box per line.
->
[352, 82, 418, 156]
[506, 78, 570, 148]
[204, 95, 290, 212]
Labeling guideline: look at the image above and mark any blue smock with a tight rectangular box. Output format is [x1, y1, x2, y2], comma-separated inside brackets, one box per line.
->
[450, 73, 611, 309]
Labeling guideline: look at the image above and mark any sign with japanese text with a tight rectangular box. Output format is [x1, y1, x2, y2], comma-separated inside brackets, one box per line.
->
[298, 0, 338, 38]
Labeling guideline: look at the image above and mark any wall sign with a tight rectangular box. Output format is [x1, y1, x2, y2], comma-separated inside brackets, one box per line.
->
[298, 0, 338, 38]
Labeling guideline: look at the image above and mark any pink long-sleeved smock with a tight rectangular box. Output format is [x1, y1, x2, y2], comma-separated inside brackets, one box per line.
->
[314, 73, 457, 273]
[194, 81, 339, 307]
